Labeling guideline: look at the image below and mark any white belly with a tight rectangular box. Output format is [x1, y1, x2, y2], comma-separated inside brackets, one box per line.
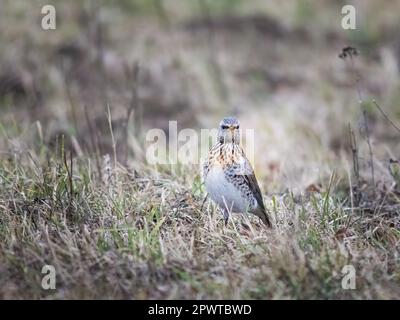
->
[204, 165, 249, 213]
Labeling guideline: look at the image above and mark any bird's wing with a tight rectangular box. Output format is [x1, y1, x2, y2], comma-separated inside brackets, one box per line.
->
[238, 152, 271, 227]
[243, 173, 271, 227]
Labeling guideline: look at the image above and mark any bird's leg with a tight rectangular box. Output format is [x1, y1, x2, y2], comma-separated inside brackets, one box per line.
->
[221, 199, 232, 226]
[200, 193, 209, 211]
[223, 209, 230, 226]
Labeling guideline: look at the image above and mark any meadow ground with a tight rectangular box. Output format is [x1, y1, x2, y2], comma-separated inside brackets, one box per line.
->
[0, 0, 400, 299]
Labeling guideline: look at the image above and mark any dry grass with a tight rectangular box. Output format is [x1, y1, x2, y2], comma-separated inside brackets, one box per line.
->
[0, 123, 399, 299]
[1, 0, 400, 299]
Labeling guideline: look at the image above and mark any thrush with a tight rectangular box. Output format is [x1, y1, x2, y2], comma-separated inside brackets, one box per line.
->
[202, 117, 271, 227]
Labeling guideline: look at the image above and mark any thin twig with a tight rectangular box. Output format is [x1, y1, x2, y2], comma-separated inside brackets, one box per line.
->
[348, 124, 361, 207]
[348, 124, 359, 185]
[63, 149, 74, 206]
[84, 105, 102, 178]
[106, 104, 117, 169]
[372, 99, 400, 134]
[122, 63, 139, 166]
[347, 51, 375, 193]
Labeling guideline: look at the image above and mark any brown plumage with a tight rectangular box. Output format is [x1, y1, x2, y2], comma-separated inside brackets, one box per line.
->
[202, 117, 271, 227]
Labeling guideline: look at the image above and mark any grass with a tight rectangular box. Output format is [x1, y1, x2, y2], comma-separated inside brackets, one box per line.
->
[1, 1, 400, 299]
[0, 121, 399, 299]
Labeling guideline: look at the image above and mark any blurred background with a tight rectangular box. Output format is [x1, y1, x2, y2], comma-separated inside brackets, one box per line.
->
[1, 0, 400, 193]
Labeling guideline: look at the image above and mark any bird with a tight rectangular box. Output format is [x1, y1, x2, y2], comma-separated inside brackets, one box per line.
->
[202, 117, 271, 227]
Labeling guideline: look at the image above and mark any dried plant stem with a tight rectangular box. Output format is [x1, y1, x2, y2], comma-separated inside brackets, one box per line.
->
[362, 109, 375, 192]
[348, 54, 375, 193]
[107, 104, 117, 169]
[348, 124, 361, 206]
[372, 99, 400, 134]
[348, 125, 360, 185]
[63, 148, 74, 208]
[122, 63, 139, 166]
[84, 105, 102, 177]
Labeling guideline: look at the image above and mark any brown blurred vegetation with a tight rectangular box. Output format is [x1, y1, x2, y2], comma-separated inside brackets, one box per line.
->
[1, 0, 400, 299]
[1, 1, 400, 171]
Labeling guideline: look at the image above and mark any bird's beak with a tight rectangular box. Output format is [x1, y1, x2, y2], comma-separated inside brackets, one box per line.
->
[229, 126, 235, 143]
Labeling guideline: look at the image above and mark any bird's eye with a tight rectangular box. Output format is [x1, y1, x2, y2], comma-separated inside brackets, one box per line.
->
[234, 125, 239, 129]
[221, 125, 229, 129]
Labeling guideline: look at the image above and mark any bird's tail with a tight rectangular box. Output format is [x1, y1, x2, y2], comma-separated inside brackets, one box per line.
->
[254, 206, 272, 227]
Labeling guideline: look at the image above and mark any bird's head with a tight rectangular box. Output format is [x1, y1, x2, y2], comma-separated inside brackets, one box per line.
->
[218, 117, 240, 144]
